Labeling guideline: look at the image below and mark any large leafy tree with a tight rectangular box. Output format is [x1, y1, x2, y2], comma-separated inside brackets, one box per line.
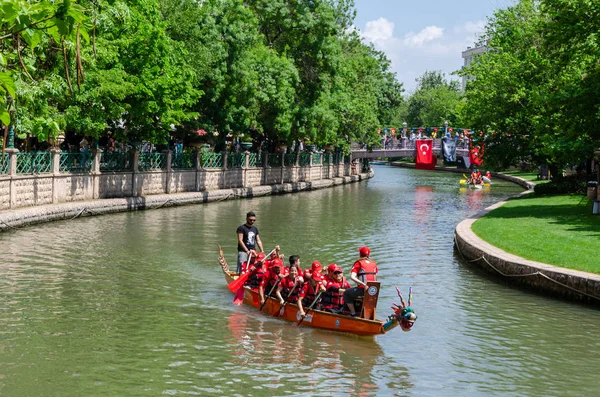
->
[461, 0, 600, 174]
[406, 71, 462, 128]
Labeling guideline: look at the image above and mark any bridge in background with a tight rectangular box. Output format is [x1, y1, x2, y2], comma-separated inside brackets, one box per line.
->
[350, 138, 469, 160]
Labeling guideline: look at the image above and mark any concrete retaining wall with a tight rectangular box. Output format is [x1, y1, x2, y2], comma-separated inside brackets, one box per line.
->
[454, 184, 600, 305]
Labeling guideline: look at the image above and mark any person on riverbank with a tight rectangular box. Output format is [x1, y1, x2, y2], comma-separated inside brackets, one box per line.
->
[236, 211, 264, 273]
[343, 246, 378, 317]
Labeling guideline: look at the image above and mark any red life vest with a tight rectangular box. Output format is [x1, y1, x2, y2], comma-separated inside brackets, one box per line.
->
[356, 259, 378, 284]
[280, 277, 299, 303]
[323, 279, 351, 308]
[300, 282, 320, 307]
[246, 265, 265, 290]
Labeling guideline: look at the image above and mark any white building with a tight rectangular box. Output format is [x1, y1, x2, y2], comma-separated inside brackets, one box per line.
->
[461, 45, 488, 91]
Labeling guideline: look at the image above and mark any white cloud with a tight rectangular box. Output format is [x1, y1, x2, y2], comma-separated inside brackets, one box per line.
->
[403, 26, 444, 48]
[362, 17, 395, 44]
[360, 18, 486, 91]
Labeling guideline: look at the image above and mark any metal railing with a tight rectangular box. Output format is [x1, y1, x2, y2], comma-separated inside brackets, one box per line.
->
[100, 152, 133, 172]
[16, 152, 52, 174]
[311, 153, 321, 165]
[138, 152, 167, 171]
[284, 153, 297, 166]
[228, 153, 245, 169]
[59, 152, 93, 173]
[172, 152, 195, 169]
[0, 155, 8, 174]
[201, 152, 223, 168]
[268, 153, 282, 167]
[0, 150, 360, 177]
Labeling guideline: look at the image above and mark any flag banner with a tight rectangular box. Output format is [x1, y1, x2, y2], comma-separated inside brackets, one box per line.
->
[415, 139, 435, 170]
[469, 145, 484, 166]
[442, 137, 456, 162]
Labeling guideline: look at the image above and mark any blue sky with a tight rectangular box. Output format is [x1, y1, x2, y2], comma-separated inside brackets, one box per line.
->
[352, 0, 514, 92]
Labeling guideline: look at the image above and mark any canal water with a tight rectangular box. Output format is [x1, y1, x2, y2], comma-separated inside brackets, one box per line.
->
[1, 165, 599, 396]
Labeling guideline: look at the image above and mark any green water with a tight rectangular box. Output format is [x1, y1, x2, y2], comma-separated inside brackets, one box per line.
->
[1, 166, 598, 396]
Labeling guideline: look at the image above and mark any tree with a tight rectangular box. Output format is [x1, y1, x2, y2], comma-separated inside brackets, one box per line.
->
[406, 71, 462, 127]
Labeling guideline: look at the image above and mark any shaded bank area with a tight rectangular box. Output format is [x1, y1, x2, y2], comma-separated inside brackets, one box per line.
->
[0, 173, 371, 232]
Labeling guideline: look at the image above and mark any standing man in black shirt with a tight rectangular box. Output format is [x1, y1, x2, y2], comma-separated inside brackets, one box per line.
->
[236, 211, 264, 273]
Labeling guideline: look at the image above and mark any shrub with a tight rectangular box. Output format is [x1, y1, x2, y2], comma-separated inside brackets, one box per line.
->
[534, 175, 588, 195]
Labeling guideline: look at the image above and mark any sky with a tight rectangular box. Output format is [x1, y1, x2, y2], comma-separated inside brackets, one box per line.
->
[352, 0, 515, 92]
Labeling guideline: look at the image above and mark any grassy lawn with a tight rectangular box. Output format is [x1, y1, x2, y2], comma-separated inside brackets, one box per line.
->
[499, 170, 549, 183]
[471, 194, 600, 274]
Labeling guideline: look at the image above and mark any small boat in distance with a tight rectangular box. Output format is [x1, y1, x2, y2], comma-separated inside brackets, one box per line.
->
[217, 246, 416, 337]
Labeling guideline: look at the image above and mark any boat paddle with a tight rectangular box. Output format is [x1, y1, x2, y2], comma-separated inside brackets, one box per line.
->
[274, 278, 299, 317]
[228, 247, 277, 293]
[232, 252, 252, 305]
[295, 291, 323, 327]
[259, 277, 281, 312]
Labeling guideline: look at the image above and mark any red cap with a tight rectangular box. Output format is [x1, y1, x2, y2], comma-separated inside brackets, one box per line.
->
[334, 265, 343, 273]
[303, 270, 312, 278]
[271, 258, 283, 268]
[358, 246, 370, 257]
[311, 261, 322, 273]
[311, 272, 323, 282]
[327, 263, 337, 273]
[256, 253, 266, 262]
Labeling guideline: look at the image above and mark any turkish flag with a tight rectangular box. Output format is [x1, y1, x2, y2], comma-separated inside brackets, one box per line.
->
[416, 139, 433, 165]
[469, 145, 484, 166]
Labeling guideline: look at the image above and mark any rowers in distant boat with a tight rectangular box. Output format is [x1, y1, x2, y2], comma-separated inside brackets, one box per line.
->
[460, 170, 492, 188]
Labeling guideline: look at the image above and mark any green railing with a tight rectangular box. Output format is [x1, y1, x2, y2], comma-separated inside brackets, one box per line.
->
[100, 152, 132, 172]
[0, 155, 9, 174]
[248, 153, 263, 167]
[172, 152, 195, 169]
[323, 153, 333, 165]
[16, 152, 52, 174]
[311, 153, 321, 165]
[201, 152, 223, 168]
[228, 153, 245, 169]
[59, 152, 93, 173]
[139, 152, 167, 171]
[284, 153, 297, 166]
[299, 153, 310, 167]
[268, 153, 282, 167]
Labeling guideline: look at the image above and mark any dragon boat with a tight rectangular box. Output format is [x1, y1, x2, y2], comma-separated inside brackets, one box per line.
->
[218, 246, 417, 337]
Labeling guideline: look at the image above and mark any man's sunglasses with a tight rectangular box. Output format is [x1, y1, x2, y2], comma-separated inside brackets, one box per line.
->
[333, 271, 342, 275]
[247, 218, 256, 222]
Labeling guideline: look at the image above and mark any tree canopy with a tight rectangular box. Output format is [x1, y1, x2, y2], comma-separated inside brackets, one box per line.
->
[460, 0, 600, 174]
[2, 0, 406, 152]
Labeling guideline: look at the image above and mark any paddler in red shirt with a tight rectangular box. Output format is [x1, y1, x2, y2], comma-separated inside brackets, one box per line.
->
[343, 246, 378, 317]
[297, 272, 326, 319]
[322, 265, 351, 313]
[276, 265, 301, 304]
[259, 258, 284, 305]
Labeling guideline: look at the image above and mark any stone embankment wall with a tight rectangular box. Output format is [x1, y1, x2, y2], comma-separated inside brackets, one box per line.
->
[0, 149, 357, 210]
[0, 148, 370, 231]
[454, 176, 600, 305]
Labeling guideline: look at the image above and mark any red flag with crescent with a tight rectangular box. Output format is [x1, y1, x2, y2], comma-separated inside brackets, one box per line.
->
[416, 139, 432, 165]
[469, 145, 484, 166]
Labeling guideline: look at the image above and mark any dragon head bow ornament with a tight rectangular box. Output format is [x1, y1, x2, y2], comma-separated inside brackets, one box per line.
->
[382, 287, 417, 333]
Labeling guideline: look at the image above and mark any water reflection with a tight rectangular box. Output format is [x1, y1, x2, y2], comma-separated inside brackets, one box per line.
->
[225, 309, 413, 396]
[1, 165, 597, 396]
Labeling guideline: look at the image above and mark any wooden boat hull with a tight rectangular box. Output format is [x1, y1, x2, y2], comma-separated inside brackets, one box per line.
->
[219, 252, 392, 336]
